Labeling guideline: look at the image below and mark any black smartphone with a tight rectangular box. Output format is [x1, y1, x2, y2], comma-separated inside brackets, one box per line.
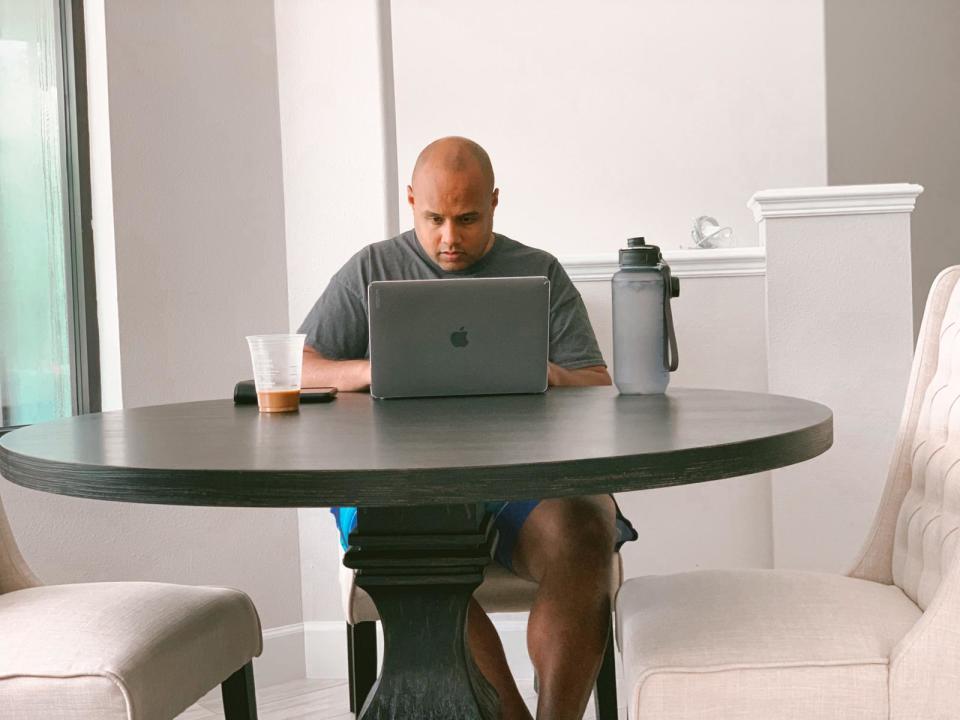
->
[234, 380, 337, 404]
[300, 387, 338, 403]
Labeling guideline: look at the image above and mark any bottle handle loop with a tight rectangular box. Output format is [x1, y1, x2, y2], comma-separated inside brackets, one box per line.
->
[661, 265, 679, 372]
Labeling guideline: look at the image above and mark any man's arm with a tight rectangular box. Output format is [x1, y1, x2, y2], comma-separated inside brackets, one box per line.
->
[547, 363, 611, 387]
[302, 345, 371, 392]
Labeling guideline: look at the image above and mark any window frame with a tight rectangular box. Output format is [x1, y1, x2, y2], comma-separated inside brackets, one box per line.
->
[0, 0, 100, 434]
[60, 0, 100, 417]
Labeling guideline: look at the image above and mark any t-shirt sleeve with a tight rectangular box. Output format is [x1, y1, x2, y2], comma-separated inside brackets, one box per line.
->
[297, 260, 370, 360]
[547, 260, 607, 369]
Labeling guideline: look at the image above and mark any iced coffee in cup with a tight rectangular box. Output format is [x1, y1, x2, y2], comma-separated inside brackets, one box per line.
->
[245, 334, 306, 412]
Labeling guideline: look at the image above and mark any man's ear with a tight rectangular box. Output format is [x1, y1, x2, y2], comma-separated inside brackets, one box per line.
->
[491, 188, 499, 210]
[407, 185, 415, 208]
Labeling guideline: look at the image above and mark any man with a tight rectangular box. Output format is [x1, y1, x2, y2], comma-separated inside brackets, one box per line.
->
[298, 137, 637, 720]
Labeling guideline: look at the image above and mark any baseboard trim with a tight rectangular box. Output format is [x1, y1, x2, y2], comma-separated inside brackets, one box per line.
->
[254, 622, 306, 687]
[259, 615, 623, 685]
[302, 615, 537, 679]
[195, 623, 306, 702]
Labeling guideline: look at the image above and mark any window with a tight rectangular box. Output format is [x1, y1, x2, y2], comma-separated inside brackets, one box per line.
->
[0, 0, 98, 431]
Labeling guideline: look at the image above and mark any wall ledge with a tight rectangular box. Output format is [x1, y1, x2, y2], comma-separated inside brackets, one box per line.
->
[561, 247, 766, 282]
[748, 183, 924, 222]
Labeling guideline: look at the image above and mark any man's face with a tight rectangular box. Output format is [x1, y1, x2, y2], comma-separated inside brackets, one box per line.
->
[407, 166, 499, 272]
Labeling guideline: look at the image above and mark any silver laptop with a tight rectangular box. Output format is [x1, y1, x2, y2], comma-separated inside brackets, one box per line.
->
[368, 277, 550, 399]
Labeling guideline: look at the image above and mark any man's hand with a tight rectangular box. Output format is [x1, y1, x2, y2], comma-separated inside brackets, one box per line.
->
[547, 363, 612, 387]
[301, 346, 372, 392]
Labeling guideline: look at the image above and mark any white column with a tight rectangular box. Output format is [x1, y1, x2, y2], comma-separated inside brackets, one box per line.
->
[276, 0, 398, 331]
[749, 184, 923, 572]
[274, 0, 398, 677]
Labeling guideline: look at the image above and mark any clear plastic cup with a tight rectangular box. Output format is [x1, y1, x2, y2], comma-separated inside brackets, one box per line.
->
[245, 334, 306, 413]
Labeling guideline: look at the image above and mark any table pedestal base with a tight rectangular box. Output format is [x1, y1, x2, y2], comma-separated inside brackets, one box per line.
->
[344, 504, 499, 720]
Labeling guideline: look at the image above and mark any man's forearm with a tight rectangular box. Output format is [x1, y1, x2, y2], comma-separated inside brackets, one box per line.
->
[547, 363, 612, 387]
[302, 352, 608, 391]
[302, 348, 371, 392]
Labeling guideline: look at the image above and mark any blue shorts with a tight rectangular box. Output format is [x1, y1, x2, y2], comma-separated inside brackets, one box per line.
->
[331, 499, 637, 572]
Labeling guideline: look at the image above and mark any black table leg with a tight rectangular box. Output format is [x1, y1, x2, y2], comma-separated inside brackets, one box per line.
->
[343, 503, 499, 720]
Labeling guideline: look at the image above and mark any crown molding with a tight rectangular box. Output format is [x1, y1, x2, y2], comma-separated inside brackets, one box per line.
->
[560, 247, 766, 282]
[747, 183, 924, 222]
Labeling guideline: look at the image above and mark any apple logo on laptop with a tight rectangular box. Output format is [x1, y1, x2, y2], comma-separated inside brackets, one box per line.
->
[450, 327, 469, 348]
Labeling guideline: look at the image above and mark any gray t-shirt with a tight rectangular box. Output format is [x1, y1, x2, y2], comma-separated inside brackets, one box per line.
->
[298, 230, 606, 369]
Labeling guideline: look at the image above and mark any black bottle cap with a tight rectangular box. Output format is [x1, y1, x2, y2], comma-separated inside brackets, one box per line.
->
[619, 237, 661, 267]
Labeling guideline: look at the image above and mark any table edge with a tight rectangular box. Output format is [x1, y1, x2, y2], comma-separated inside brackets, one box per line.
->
[0, 413, 833, 507]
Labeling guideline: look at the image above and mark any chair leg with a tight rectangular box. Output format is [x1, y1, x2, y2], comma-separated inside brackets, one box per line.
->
[221, 661, 258, 720]
[346, 623, 355, 713]
[348, 621, 378, 715]
[593, 616, 618, 720]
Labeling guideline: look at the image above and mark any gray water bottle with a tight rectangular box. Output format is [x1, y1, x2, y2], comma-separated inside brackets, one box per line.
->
[612, 237, 680, 394]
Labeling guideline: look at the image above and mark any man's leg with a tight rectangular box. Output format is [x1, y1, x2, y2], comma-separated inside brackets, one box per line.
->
[467, 598, 533, 720]
[511, 495, 617, 720]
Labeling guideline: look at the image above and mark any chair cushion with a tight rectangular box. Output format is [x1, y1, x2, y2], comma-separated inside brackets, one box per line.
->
[343, 553, 623, 623]
[0, 582, 262, 720]
[616, 569, 921, 720]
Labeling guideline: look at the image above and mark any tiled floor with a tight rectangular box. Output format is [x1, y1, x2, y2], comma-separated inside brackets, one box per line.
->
[178, 677, 626, 719]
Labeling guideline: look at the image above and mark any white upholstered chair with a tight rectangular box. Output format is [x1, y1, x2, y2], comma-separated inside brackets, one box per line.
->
[341, 549, 624, 719]
[616, 265, 960, 719]
[0, 489, 263, 719]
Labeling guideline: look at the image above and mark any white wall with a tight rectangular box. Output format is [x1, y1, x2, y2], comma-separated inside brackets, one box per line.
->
[277, 0, 825, 623]
[825, 0, 960, 334]
[392, 0, 827, 255]
[1, 0, 304, 649]
[280, 0, 829, 319]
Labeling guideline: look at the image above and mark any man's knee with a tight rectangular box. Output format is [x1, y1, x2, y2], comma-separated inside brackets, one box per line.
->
[519, 495, 617, 568]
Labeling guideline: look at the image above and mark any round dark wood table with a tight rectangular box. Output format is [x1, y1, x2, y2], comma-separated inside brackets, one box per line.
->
[0, 386, 832, 719]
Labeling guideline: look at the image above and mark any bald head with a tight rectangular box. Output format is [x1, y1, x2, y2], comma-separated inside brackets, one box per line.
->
[411, 136, 495, 194]
[406, 136, 499, 272]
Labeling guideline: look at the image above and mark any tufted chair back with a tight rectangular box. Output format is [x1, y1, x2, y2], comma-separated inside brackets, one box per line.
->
[849, 266, 960, 608]
[0, 487, 40, 594]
